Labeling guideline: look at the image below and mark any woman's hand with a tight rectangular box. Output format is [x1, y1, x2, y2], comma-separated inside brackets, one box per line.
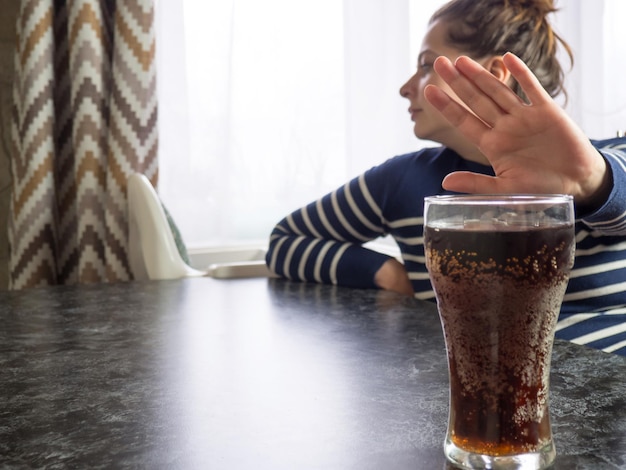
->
[424, 53, 612, 211]
[374, 258, 414, 296]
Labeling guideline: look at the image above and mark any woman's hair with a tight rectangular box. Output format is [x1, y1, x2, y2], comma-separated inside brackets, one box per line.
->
[430, 0, 573, 103]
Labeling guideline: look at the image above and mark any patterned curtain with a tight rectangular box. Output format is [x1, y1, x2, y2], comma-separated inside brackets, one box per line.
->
[8, 0, 158, 289]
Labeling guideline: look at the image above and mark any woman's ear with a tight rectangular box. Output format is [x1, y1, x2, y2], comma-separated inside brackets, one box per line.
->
[484, 55, 511, 83]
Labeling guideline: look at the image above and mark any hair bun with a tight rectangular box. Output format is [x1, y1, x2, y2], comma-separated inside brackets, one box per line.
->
[431, 0, 572, 102]
[508, 0, 557, 18]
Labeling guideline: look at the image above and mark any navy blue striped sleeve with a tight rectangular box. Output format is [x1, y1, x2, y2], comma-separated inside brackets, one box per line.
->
[266, 172, 394, 289]
[556, 143, 626, 355]
[580, 148, 626, 234]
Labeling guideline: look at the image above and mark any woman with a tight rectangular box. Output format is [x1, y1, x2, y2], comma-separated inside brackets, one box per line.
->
[266, 0, 626, 355]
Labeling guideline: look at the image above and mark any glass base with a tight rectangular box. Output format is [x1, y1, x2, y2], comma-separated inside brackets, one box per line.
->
[444, 436, 556, 470]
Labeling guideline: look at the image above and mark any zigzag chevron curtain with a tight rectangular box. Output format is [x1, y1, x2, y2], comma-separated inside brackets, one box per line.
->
[8, 0, 158, 289]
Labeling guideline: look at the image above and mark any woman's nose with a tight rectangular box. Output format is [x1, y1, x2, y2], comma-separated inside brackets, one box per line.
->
[399, 75, 415, 98]
[399, 81, 410, 98]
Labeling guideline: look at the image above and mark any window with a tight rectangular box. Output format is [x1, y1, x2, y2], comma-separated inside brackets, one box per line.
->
[155, 0, 444, 249]
[155, 0, 626, 250]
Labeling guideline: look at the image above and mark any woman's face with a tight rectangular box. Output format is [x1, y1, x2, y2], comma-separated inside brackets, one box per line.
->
[399, 19, 471, 145]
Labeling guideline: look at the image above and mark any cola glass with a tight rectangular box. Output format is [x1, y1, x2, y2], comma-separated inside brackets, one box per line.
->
[424, 195, 575, 470]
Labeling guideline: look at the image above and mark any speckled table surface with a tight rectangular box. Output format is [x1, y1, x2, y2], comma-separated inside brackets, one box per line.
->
[0, 277, 624, 469]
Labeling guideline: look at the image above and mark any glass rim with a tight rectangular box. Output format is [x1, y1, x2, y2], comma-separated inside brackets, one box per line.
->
[424, 194, 573, 205]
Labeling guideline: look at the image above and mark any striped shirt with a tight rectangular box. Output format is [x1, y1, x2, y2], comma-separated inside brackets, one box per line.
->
[267, 138, 626, 355]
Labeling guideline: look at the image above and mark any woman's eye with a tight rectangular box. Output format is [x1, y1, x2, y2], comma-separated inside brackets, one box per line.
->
[418, 62, 433, 71]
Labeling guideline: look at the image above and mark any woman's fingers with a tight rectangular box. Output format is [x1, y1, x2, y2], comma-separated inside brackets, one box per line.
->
[423, 84, 489, 138]
[441, 172, 499, 194]
[442, 167, 557, 195]
[453, 56, 524, 113]
[431, 54, 550, 125]
[501, 52, 552, 105]
[432, 56, 504, 127]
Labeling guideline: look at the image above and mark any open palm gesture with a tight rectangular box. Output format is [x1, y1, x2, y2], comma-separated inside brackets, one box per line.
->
[424, 53, 611, 211]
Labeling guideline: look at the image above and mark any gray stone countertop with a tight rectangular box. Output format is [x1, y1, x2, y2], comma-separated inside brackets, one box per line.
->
[0, 277, 624, 469]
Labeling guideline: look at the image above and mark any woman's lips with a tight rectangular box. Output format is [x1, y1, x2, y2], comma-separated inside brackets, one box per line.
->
[409, 108, 422, 120]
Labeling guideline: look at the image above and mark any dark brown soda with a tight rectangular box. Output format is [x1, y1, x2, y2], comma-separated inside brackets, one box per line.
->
[425, 223, 574, 455]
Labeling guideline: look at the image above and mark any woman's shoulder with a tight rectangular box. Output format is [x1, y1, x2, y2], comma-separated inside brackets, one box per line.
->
[359, 147, 464, 200]
[365, 146, 490, 181]
[392, 146, 449, 163]
[368, 146, 451, 174]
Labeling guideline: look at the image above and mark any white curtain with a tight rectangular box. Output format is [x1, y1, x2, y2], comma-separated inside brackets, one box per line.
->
[553, 0, 626, 137]
[155, 0, 626, 249]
